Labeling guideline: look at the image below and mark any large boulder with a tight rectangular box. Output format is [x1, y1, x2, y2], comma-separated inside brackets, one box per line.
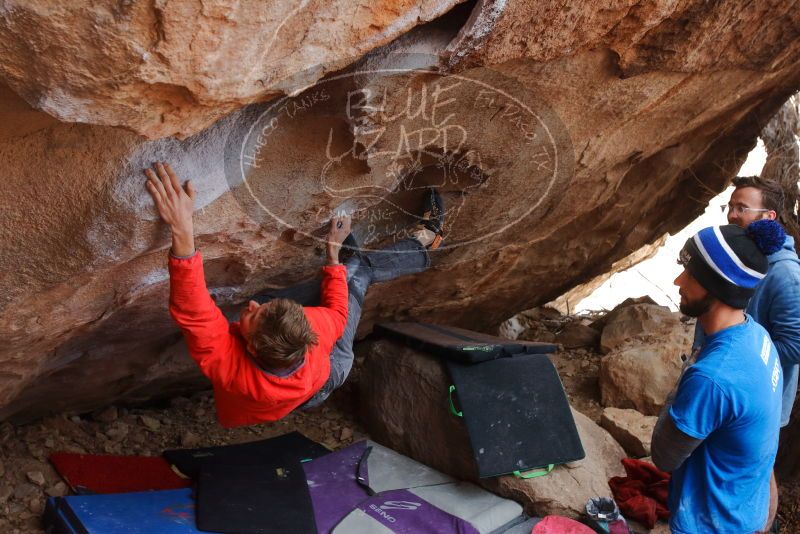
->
[600, 303, 682, 354]
[1, 1, 800, 421]
[598, 304, 693, 415]
[360, 338, 626, 517]
[600, 407, 657, 458]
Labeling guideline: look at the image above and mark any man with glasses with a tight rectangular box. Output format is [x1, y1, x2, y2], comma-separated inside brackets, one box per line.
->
[696, 176, 800, 530]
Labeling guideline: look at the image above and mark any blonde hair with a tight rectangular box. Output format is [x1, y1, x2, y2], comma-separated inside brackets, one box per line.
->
[251, 298, 318, 369]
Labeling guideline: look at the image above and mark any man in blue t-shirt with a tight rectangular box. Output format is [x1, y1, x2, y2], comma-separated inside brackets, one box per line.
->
[692, 177, 800, 529]
[651, 221, 785, 533]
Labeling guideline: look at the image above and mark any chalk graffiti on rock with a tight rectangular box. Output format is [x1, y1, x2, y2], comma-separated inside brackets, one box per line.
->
[227, 53, 573, 256]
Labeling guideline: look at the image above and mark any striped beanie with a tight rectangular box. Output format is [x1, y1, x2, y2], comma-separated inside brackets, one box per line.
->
[679, 221, 785, 309]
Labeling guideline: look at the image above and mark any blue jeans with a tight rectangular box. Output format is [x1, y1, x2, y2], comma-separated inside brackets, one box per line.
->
[253, 239, 430, 408]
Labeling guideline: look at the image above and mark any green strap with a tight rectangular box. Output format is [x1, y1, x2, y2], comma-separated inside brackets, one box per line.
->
[448, 385, 463, 417]
[513, 464, 555, 479]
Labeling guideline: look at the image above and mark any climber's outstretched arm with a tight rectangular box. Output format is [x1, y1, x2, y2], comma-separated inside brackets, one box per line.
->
[144, 162, 244, 391]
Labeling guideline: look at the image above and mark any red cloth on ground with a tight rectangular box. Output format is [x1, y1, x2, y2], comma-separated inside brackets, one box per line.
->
[49, 453, 192, 494]
[168, 252, 348, 427]
[608, 458, 670, 528]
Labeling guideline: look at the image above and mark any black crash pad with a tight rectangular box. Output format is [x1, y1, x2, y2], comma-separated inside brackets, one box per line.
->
[196, 461, 316, 534]
[446, 353, 585, 478]
[163, 431, 329, 479]
[375, 322, 557, 364]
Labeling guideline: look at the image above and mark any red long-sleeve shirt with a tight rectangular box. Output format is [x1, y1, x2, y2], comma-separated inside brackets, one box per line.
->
[168, 252, 348, 427]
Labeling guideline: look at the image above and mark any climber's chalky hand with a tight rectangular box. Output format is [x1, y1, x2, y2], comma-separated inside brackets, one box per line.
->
[144, 162, 196, 257]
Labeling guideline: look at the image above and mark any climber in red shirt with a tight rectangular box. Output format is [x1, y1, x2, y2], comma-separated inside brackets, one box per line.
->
[144, 162, 443, 427]
[145, 162, 350, 427]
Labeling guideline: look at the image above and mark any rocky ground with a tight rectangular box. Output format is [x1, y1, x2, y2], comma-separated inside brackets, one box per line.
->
[1, 305, 797, 532]
[0, 380, 369, 533]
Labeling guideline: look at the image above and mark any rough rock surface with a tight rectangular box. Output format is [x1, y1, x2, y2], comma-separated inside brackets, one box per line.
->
[600, 303, 683, 354]
[600, 407, 657, 458]
[556, 323, 601, 350]
[598, 304, 693, 415]
[1, 1, 800, 421]
[360, 338, 626, 517]
[0, 0, 466, 138]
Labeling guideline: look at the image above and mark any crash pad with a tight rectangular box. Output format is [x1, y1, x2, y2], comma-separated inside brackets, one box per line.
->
[163, 431, 328, 479]
[196, 460, 316, 534]
[447, 353, 585, 478]
[43, 488, 199, 534]
[375, 322, 557, 364]
[303, 440, 524, 534]
[49, 453, 191, 494]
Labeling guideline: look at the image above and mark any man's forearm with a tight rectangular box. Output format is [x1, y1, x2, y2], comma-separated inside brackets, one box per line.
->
[171, 227, 195, 257]
[326, 248, 340, 266]
[651, 403, 702, 472]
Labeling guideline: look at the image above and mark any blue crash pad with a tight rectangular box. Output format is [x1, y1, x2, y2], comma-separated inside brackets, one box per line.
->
[44, 488, 199, 534]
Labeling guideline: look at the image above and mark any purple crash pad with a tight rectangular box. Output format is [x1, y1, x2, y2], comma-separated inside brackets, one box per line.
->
[303, 440, 372, 533]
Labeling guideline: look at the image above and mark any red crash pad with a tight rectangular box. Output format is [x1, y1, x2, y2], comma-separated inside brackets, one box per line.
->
[49, 453, 192, 494]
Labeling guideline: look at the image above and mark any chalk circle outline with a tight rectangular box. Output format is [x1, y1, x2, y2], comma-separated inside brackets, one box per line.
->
[235, 55, 573, 253]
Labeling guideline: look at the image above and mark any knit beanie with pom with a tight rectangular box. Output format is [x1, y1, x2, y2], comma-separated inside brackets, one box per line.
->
[678, 220, 786, 309]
